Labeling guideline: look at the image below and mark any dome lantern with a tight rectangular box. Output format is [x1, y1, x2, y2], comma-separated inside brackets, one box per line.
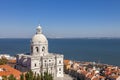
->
[32, 24, 48, 43]
[31, 24, 48, 56]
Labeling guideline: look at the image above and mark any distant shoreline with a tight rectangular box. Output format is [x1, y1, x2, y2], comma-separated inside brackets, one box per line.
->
[0, 37, 120, 39]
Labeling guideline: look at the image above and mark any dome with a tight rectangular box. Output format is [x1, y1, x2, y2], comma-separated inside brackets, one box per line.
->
[32, 25, 48, 43]
[32, 34, 47, 43]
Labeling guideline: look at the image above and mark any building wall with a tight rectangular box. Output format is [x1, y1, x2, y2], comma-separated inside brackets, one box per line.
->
[56, 56, 64, 77]
[31, 57, 40, 74]
[16, 54, 64, 78]
[41, 56, 56, 76]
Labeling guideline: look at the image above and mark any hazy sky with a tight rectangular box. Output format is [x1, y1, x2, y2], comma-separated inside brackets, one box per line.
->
[0, 0, 120, 38]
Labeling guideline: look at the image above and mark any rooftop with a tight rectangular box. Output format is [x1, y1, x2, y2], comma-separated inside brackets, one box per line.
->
[0, 65, 21, 79]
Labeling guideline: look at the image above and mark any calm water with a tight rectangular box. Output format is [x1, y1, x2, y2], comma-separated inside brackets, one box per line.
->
[0, 38, 120, 66]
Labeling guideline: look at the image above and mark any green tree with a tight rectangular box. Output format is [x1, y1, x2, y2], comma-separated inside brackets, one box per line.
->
[2, 75, 7, 80]
[24, 70, 53, 80]
[8, 74, 16, 80]
[0, 57, 8, 65]
[20, 73, 24, 80]
[33, 75, 37, 80]
[29, 70, 34, 80]
[43, 72, 53, 80]
[25, 70, 34, 80]
[36, 74, 41, 80]
[25, 72, 30, 80]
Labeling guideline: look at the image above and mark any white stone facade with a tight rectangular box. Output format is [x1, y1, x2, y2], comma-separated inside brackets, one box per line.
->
[15, 25, 64, 77]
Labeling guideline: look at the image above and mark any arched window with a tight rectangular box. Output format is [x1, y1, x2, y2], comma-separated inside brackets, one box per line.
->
[36, 47, 39, 52]
[42, 47, 45, 52]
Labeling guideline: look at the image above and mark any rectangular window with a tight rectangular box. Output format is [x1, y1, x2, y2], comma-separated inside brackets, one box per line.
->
[59, 68, 61, 71]
[35, 64, 36, 67]
[59, 61, 61, 64]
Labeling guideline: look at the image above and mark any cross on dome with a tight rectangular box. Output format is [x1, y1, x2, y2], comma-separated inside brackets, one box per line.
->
[36, 24, 42, 34]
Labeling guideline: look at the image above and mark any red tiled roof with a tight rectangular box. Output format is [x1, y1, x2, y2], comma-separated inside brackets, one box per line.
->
[0, 65, 21, 79]
[64, 60, 70, 65]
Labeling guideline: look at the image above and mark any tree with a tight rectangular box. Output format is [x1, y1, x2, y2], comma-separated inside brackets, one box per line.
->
[25, 72, 30, 80]
[0, 57, 8, 65]
[40, 73, 43, 80]
[43, 72, 53, 80]
[33, 75, 37, 80]
[29, 70, 34, 80]
[2, 75, 7, 80]
[20, 73, 24, 80]
[48, 74, 53, 80]
[25, 70, 34, 80]
[36, 74, 41, 80]
[8, 74, 16, 80]
[24, 70, 53, 80]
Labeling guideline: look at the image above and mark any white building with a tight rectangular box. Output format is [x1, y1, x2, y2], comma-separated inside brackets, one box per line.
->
[15, 25, 64, 78]
[0, 54, 16, 60]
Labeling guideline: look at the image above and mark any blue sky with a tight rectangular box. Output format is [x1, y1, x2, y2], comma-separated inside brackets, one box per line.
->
[0, 0, 120, 38]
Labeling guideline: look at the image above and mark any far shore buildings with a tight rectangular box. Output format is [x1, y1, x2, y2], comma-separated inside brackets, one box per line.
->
[15, 25, 64, 78]
[64, 60, 120, 80]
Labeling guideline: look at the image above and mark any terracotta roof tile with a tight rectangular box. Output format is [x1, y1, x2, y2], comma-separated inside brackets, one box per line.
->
[64, 60, 70, 65]
[0, 65, 21, 79]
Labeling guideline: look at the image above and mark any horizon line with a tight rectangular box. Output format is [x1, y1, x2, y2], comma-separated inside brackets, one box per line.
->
[0, 37, 120, 39]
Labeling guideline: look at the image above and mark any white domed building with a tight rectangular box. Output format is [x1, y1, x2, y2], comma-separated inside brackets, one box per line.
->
[15, 25, 64, 78]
